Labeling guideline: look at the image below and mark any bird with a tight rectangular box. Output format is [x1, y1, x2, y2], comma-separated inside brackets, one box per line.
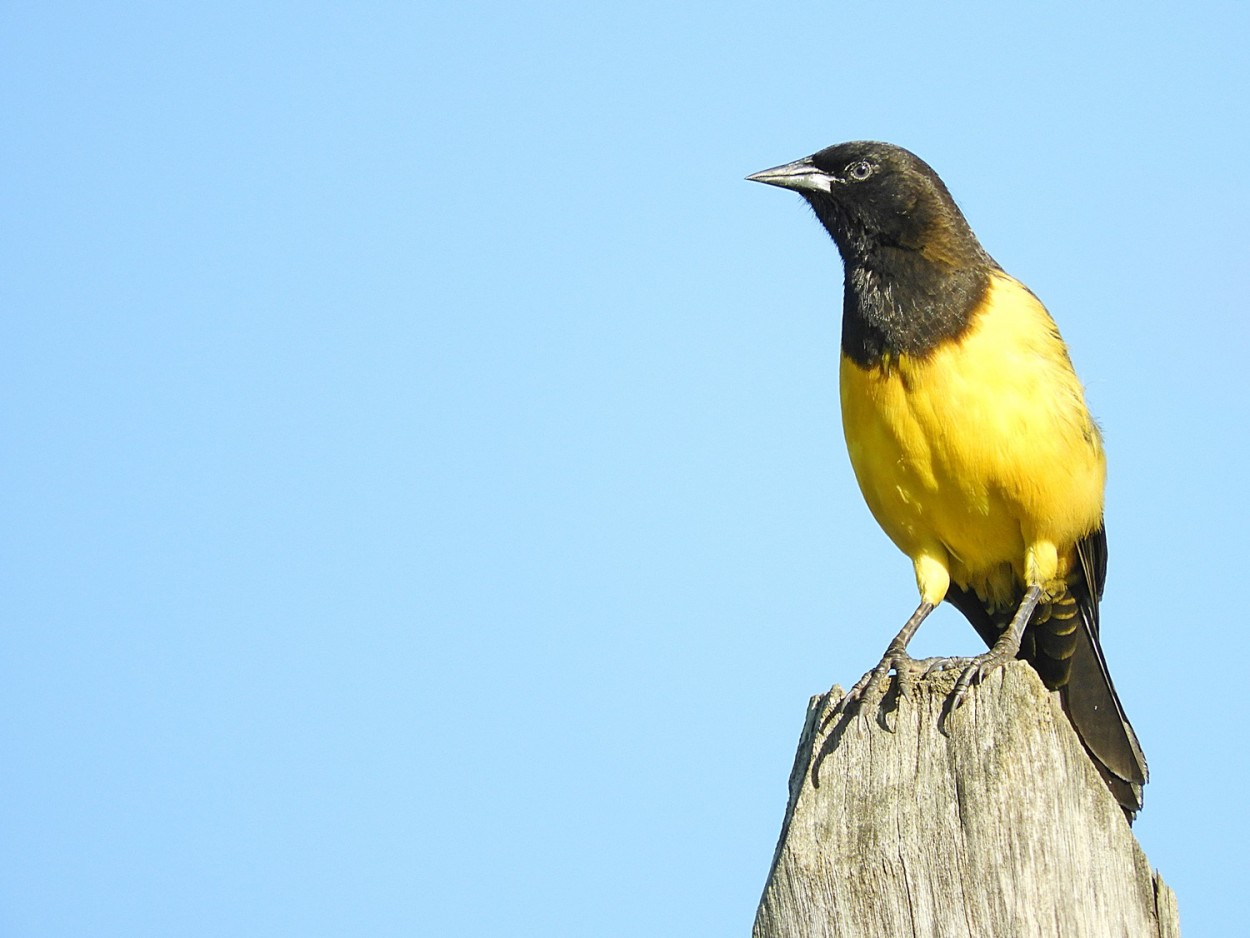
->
[746, 141, 1148, 815]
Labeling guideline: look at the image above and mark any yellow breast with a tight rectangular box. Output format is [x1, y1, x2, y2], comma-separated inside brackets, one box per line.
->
[839, 271, 1105, 600]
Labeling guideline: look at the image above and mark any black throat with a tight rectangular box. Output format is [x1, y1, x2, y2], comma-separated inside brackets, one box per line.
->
[803, 190, 995, 369]
[839, 244, 992, 368]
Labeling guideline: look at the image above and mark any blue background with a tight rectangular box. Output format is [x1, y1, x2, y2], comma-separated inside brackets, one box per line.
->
[4, 2, 1246, 934]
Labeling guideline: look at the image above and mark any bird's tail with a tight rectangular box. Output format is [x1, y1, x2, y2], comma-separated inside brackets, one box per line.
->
[1057, 619, 1148, 814]
[1027, 527, 1148, 815]
[947, 526, 1148, 816]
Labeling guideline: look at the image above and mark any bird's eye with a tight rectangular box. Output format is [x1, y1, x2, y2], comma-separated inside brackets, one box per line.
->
[847, 161, 874, 181]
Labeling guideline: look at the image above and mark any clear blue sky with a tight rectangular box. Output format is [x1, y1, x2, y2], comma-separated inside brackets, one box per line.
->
[4, 2, 1247, 935]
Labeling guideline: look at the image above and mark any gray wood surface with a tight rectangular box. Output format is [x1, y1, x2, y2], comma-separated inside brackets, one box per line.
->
[753, 661, 1178, 938]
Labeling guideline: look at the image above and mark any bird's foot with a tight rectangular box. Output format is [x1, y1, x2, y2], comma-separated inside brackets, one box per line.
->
[922, 648, 1016, 711]
[831, 645, 929, 719]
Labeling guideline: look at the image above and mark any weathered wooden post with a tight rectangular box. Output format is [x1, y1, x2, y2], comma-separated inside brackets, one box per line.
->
[753, 660, 1179, 938]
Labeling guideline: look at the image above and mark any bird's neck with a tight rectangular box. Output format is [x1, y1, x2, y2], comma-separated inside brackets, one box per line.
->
[840, 247, 991, 368]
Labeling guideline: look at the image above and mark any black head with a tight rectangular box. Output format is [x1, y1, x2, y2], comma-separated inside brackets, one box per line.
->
[748, 141, 998, 364]
[747, 141, 992, 269]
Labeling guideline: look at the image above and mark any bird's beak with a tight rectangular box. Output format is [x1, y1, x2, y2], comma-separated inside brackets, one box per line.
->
[746, 158, 833, 194]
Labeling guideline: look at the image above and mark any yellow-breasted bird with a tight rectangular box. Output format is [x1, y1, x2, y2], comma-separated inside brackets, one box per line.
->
[747, 141, 1148, 814]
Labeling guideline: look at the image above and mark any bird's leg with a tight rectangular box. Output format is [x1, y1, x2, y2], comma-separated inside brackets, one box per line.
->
[926, 583, 1043, 710]
[833, 600, 935, 715]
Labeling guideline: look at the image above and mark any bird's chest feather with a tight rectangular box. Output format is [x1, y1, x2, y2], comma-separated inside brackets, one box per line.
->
[837, 274, 1105, 577]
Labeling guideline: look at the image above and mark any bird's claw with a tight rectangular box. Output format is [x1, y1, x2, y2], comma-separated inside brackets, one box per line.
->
[921, 650, 1014, 712]
[915, 656, 963, 678]
[830, 646, 923, 720]
[829, 642, 1016, 734]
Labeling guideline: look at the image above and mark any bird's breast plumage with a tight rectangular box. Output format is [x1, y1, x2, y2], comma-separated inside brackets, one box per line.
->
[839, 271, 1105, 599]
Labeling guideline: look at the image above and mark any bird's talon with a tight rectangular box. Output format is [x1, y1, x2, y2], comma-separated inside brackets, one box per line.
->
[833, 652, 919, 718]
[921, 656, 968, 677]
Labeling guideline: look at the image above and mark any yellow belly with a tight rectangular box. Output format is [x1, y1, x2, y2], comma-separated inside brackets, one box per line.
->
[839, 271, 1105, 607]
